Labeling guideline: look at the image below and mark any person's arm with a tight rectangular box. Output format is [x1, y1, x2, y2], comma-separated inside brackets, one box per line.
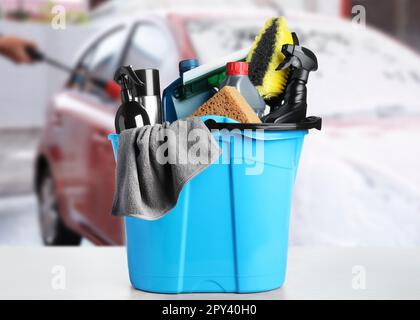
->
[0, 35, 38, 64]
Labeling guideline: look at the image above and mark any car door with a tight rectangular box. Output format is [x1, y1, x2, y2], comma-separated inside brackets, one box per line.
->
[59, 26, 127, 244]
[84, 28, 129, 245]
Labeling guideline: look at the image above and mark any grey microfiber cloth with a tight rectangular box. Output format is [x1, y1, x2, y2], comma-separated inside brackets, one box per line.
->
[112, 117, 221, 220]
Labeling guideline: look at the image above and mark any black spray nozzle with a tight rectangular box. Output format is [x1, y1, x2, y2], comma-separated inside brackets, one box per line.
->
[262, 43, 319, 124]
[114, 65, 145, 103]
[276, 44, 318, 79]
[114, 65, 144, 87]
[291, 32, 300, 45]
[114, 65, 144, 103]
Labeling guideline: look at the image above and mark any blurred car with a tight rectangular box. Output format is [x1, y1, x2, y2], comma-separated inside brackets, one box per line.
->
[35, 9, 420, 246]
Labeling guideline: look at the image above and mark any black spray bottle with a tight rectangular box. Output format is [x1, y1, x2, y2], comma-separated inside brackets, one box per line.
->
[262, 44, 318, 123]
[114, 66, 151, 133]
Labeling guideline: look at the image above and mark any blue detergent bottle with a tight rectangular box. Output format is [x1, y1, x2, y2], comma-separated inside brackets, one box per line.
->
[162, 59, 216, 122]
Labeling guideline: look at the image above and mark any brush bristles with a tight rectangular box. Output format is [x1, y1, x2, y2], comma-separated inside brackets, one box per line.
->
[247, 19, 276, 87]
[247, 17, 293, 99]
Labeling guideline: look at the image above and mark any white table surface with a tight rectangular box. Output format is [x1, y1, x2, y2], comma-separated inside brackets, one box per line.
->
[0, 247, 419, 300]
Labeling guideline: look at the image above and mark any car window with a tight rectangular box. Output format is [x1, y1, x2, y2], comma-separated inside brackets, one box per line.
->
[89, 28, 126, 80]
[124, 23, 170, 69]
[79, 47, 96, 73]
[70, 27, 126, 101]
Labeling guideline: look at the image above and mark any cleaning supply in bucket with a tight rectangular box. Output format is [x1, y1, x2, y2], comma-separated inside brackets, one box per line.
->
[192, 86, 261, 123]
[162, 59, 209, 122]
[166, 49, 248, 121]
[112, 117, 221, 220]
[262, 44, 318, 123]
[182, 48, 248, 88]
[134, 69, 162, 125]
[246, 17, 294, 102]
[114, 65, 151, 133]
[219, 62, 266, 117]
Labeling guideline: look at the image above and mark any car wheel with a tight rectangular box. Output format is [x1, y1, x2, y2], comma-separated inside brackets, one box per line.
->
[37, 167, 82, 246]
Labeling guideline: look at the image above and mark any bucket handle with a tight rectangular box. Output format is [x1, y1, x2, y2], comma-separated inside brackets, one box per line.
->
[204, 116, 322, 131]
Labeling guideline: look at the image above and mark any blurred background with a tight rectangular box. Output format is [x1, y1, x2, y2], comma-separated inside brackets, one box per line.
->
[0, 0, 419, 246]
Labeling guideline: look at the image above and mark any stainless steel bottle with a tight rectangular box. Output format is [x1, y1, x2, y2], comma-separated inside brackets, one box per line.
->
[134, 69, 162, 125]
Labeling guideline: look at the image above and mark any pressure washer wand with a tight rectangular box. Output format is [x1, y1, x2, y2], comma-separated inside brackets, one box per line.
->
[26, 47, 73, 73]
[25, 46, 120, 100]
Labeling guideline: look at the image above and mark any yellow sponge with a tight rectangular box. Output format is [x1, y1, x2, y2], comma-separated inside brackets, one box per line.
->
[192, 86, 261, 124]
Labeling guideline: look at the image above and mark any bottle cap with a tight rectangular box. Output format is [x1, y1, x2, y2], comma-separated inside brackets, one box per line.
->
[226, 61, 248, 75]
[179, 59, 199, 75]
[134, 69, 160, 96]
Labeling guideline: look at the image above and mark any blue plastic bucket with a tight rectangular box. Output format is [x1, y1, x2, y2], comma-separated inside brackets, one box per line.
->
[109, 116, 310, 293]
